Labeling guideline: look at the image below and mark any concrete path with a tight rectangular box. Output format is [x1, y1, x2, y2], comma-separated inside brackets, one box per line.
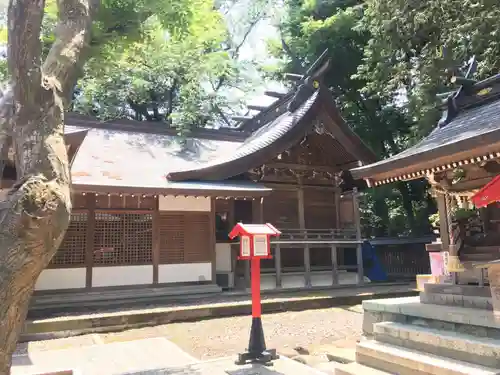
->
[11, 337, 198, 375]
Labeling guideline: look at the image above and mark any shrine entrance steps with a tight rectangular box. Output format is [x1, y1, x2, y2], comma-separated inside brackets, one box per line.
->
[334, 284, 500, 375]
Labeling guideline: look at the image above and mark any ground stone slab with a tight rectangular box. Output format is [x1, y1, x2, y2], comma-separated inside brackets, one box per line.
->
[129, 356, 327, 375]
[11, 338, 198, 375]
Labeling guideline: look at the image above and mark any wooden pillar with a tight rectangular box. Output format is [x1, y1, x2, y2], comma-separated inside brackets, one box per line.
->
[298, 187, 311, 288]
[85, 193, 96, 289]
[275, 243, 282, 288]
[209, 198, 217, 283]
[331, 244, 338, 285]
[436, 192, 450, 249]
[480, 207, 489, 235]
[352, 188, 364, 285]
[152, 195, 160, 284]
[334, 190, 341, 229]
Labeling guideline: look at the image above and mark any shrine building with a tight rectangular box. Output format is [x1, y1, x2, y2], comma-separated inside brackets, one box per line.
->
[1, 54, 377, 295]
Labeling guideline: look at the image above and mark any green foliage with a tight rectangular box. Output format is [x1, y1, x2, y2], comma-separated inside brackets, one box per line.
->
[74, 4, 237, 134]
[358, 0, 500, 136]
[429, 213, 440, 229]
[453, 207, 476, 221]
[72, 0, 262, 134]
[1, 0, 251, 134]
[268, 0, 436, 237]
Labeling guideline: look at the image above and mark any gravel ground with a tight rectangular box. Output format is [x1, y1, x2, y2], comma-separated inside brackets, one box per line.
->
[17, 304, 364, 360]
[150, 305, 364, 360]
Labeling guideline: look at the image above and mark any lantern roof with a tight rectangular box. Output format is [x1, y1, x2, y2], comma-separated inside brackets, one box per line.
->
[228, 223, 281, 239]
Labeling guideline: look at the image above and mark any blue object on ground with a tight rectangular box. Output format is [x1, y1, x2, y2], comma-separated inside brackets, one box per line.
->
[362, 240, 387, 282]
[343, 240, 388, 282]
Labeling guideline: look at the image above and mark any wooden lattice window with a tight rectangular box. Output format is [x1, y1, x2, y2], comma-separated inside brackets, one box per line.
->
[159, 213, 185, 264]
[159, 212, 211, 264]
[50, 212, 88, 267]
[185, 213, 211, 263]
[93, 211, 153, 265]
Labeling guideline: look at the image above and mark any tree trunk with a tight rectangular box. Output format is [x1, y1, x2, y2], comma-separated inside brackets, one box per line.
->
[0, 0, 97, 373]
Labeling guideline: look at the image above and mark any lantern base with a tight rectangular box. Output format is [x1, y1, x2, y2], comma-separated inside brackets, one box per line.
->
[235, 349, 278, 366]
[235, 317, 279, 365]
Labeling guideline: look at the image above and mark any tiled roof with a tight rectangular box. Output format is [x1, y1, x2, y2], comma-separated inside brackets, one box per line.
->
[351, 92, 500, 182]
[168, 91, 320, 181]
[70, 127, 270, 195]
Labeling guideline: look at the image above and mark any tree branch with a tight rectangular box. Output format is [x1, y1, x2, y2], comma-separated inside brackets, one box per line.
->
[7, 0, 45, 105]
[42, 0, 99, 106]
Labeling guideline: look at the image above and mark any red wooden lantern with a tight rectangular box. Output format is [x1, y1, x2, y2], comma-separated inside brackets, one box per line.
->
[228, 222, 281, 365]
[229, 223, 280, 260]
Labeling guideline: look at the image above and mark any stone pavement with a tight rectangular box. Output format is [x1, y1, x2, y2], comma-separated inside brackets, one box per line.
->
[11, 337, 334, 375]
[11, 337, 199, 375]
[132, 356, 331, 375]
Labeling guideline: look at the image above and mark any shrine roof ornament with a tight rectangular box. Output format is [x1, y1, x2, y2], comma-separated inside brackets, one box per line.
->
[351, 57, 500, 186]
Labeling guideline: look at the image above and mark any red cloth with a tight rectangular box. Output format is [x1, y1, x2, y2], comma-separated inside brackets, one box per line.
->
[472, 174, 500, 208]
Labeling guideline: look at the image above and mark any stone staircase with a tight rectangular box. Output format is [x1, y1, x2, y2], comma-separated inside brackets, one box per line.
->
[334, 283, 500, 375]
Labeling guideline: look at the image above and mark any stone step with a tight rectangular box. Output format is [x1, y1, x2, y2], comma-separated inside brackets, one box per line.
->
[334, 362, 392, 375]
[362, 296, 500, 339]
[28, 284, 222, 316]
[373, 321, 500, 368]
[423, 283, 491, 297]
[462, 252, 500, 262]
[356, 339, 500, 375]
[420, 291, 492, 310]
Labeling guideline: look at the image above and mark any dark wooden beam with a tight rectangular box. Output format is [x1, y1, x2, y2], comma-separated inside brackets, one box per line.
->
[264, 90, 287, 98]
[284, 73, 303, 81]
[481, 160, 500, 174]
[266, 162, 338, 173]
[451, 76, 477, 86]
[231, 116, 253, 122]
[247, 104, 268, 112]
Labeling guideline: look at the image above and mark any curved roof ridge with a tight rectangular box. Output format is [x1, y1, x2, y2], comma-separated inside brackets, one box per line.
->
[167, 90, 321, 181]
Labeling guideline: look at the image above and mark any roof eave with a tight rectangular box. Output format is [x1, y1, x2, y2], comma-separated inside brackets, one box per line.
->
[72, 183, 273, 198]
[350, 131, 500, 183]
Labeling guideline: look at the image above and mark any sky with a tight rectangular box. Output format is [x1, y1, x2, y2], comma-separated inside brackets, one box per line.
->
[223, 0, 288, 108]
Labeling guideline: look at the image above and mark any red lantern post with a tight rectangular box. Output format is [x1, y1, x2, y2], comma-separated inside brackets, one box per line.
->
[228, 223, 281, 365]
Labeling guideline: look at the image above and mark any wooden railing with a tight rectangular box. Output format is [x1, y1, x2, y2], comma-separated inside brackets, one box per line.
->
[272, 228, 359, 243]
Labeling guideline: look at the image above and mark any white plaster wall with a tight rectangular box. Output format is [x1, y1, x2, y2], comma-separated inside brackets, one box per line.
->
[92, 265, 153, 287]
[35, 268, 86, 290]
[215, 243, 232, 272]
[261, 270, 371, 290]
[158, 263, 212, 283]
[159, 196, 210, 211]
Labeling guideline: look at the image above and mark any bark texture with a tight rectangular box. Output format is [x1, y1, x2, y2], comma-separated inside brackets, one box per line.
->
[0, 0, 97, 373]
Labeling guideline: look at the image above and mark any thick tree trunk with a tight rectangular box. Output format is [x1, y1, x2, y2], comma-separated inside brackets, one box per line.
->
[0, 0, 97, 373]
